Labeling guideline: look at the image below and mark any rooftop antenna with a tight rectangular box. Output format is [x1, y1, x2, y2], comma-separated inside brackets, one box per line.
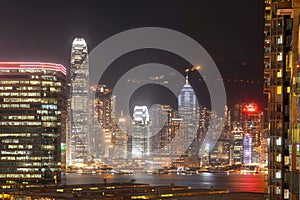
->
[185, 68, 189, 85]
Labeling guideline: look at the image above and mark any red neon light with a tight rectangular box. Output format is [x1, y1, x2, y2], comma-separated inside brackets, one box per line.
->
[243, 104, 258, 113]
[0, 62, 67, 75]
[247, 107, 256, 112]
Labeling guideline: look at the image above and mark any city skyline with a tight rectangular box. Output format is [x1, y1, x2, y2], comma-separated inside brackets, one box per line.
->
[0, 2, 277, 199]
[0, 1, 266, 108]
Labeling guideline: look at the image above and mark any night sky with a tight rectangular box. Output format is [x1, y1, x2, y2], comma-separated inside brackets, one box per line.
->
[0, 1, 266, 110]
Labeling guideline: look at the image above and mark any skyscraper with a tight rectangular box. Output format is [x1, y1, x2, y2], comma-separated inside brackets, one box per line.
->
[232, 103, 264, 164]
[178, 75, 198, 121]
[264, 0, 292, 199]
[150, 105, 173, 156]
[69, 38, 90, 166]
[132, 106, 150, 158]
[0, 62, 66, 189]
[178, 74, 199, 156]
[114, 112, 129, 160]
[93, 85, 115, 160]
[232, 124, 243, 165]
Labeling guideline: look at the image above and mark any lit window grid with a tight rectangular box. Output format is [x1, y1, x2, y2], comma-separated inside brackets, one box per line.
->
[0, 64, 66, 189]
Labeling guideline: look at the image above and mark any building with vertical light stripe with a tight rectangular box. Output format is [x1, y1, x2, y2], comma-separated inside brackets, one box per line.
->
[69, 38, 90, 166]
[0, 62, 66, 190]
[132, 106, 150, 158]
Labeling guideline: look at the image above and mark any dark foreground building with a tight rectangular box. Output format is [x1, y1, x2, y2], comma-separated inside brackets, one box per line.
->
[264, 0, 300, 199]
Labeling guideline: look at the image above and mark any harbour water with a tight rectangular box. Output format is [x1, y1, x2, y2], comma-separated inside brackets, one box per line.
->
[65, 172, 266, 193]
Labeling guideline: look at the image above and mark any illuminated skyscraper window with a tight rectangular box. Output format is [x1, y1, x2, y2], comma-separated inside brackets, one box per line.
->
[0, 62, 66, 190]
[178, 74, 199, 152]
[132, 106, 150, 158]
[243, 133, 252, 164]
[69, 38, 90, 166]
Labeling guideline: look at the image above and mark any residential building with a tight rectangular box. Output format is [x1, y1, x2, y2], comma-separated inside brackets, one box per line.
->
[263, 0, 296, 199]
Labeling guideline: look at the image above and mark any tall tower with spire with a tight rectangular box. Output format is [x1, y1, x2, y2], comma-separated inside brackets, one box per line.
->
[178, 72, 199, 155]
[178, 72, 198, 120]
[69, 38, 89, 166]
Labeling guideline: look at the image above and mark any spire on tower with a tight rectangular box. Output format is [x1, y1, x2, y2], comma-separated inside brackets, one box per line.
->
[185, 68, 189, 85]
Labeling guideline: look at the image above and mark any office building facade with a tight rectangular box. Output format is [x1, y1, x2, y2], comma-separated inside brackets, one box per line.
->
[232, 124, 244, 165]
[69, 37, 90, 165]
[92, 85, 112, 160]
[132, 106, 150, 158]
[178, 75, 199, 155]
[232, 103, 264, 164]
[0, 62, 66, 189]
